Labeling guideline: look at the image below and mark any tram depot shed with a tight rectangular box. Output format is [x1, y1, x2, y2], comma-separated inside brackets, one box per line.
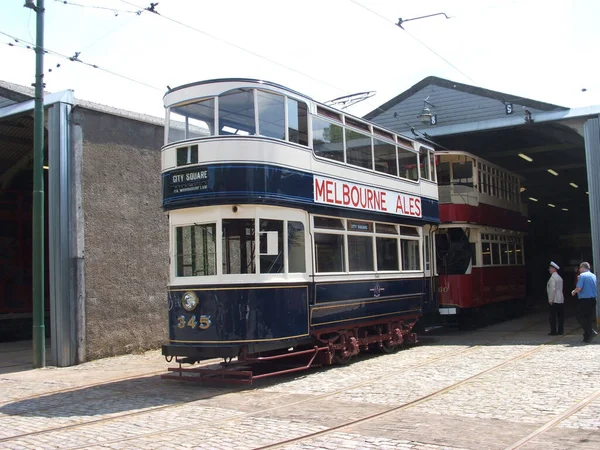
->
[0, 76, 599, 367]
[366, 76, 600, 314]
[0, 80, 167, 366]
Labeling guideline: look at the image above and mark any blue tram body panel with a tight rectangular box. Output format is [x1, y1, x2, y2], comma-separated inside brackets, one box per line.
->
[311, 279, 423, 328]
[162, 164, 439, 224]
[168, 286, 310, 343]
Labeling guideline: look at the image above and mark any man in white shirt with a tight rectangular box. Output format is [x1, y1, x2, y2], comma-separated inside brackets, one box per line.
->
[547, 261, 564, 335]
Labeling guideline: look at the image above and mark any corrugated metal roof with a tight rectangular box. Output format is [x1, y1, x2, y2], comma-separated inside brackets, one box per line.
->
[0, 80, 164, 127]
[0, 80, 165, 190]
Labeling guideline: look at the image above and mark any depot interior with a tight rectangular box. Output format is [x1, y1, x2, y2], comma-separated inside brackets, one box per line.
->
[0, 105, 593, 342]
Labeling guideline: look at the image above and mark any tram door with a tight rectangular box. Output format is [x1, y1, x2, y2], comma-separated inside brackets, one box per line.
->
[421, 225, 438, 328]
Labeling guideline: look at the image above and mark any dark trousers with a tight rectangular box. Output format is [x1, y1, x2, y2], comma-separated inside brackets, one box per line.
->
[549, 303, 564, 334]
[576, 298, 597, 339]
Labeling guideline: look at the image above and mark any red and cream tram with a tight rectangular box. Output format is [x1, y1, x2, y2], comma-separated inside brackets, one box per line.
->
[434, 151, 527, 324]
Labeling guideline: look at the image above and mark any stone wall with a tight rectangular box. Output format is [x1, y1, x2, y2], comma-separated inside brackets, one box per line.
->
[74, 108, 168, 360]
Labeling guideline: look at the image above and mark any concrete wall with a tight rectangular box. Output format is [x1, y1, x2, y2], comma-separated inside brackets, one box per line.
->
[73, 108, 167, 360]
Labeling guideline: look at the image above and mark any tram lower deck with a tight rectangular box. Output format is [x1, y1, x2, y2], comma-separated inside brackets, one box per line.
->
[162, 204, 432, 362]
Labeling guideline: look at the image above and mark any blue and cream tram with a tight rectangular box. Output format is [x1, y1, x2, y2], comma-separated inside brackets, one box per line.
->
[161, 79, 439, 373]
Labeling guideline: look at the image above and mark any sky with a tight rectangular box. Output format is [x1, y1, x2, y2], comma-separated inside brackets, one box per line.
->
[1, 0, 599, 120]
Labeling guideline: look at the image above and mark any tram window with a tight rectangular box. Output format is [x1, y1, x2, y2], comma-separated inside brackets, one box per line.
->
[314, 216, 345, 230]
[515, 244, 523, 264]
[169, 98, 215, 142]
[317, 106, 342, 122]
[176, 145, 198, 167]
[437, 162, 451, 185]
[287, 99, 308, 146]
[434, 228, 470, 275]
[346, 129, 373, 170]
[175, 224, 217, 277]
[419, 147, 430, 180]
[452, 162, 473, 186]
[315, 233, 345, 273]
[425, 235, 430, 271]
[401, 239, 421, 271]
[491, 243, 500, 265]
[222, 219, 256, 274]
[259, 219, 284, 274]
[375, 223, 397, 234]
[345, 116, 370, 133]
[377, 237, 399, 271]
[400, 226, 419, 237]
[374, 139, 397, 176]
[429, 152, 437, 182]
[168, 111, 187, 143]
[482, 242, 491, 266]
[507, 244, 515, 265]
[288, 221, 306, 273]
[219, 89, 256, 136]
[398, 147, 419, 181]
[500, 243, 509, 265]
[348, 235, 374, 271]
[312, 117, 344, 162]
[257, 91, 285, 140]
[373, 127, 394, 141]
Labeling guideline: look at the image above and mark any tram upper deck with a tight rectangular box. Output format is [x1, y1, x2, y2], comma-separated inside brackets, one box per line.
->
[436, 151, 527, 230]
[161, 79, 438, 224]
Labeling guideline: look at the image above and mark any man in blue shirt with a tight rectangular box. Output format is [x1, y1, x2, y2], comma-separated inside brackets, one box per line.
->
[571, 262, 598, 343]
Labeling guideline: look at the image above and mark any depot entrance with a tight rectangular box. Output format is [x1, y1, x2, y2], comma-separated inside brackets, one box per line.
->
[435, 120, 593, 304]
[0, 85, 76, 367]
[0, 113, 50, 343]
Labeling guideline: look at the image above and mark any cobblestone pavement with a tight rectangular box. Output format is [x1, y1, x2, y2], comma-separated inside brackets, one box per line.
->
[0, 311, 598, 450]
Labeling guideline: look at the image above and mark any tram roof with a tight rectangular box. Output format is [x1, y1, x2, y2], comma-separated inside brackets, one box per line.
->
[165, 78, 312, 102]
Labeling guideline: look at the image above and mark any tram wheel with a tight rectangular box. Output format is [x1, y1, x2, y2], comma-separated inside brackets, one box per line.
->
[380, 340, 399, 354]
[333, 352, 352, 365]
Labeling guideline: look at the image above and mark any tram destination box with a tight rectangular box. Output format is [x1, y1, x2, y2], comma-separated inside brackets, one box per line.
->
[164, 167, 209, 197]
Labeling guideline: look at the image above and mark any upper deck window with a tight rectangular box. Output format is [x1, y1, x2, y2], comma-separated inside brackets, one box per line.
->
[287, 98, 308, 146]
[219, 89, 256, 136]
[317, 106, 342, 122]
[345, 129, 373, 170]
[452, 162, 473, 186]
[419, 147, 431, 181]
[168, 98, 214, 143]
[476, 160, 522, 205]
[398, 146, 419, 182]
[345, 117, 370, 133]
[312, 117, 344, 163]
[257, 90, 285, 140]
[374, 139, 397, 176]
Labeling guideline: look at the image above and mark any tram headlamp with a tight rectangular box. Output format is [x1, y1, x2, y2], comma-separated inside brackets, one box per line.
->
[181, 291, 199, 311]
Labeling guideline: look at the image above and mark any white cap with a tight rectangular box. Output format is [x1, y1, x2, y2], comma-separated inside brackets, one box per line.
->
[550, 261, 560, 270]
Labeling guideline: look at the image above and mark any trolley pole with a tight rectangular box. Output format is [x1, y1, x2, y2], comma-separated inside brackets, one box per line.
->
[26, 0, 46, 368]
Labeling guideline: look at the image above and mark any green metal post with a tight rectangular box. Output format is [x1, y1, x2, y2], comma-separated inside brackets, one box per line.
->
[31, 0, 46, 368]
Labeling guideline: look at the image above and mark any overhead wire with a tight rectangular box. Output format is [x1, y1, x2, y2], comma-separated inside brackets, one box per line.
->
[52, 0, 143, 16]
[118, 0, 355, 98]
[347, 0, 519, 107]
[0, 30, 163, 92]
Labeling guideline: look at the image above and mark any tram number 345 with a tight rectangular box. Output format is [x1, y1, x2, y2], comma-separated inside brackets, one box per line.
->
[177, 315, 212, 330]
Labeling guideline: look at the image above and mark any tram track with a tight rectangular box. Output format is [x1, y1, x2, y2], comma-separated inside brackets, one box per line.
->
[0, 316, 556, 448]
[504, 388, 600, 450]
[253, 331, 575, 450]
